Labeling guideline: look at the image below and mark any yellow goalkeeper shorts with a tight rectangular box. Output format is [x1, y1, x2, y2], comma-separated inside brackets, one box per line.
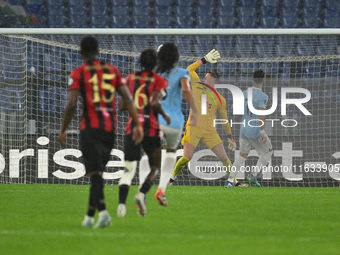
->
[181, 126, 223, 150]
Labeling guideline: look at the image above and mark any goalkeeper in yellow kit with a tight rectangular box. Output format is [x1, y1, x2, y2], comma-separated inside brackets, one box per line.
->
[170, 50, 236, 183]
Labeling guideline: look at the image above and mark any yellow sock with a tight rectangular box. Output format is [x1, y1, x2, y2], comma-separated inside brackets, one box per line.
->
[172, 157, 190, 177]
[222, 159, 232, 175]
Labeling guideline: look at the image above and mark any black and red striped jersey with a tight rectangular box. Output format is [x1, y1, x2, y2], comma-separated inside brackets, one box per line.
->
[125, 71, 168, 137]
[68, 60, 125, 132]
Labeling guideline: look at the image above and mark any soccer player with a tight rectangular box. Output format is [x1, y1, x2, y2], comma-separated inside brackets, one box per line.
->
[59, 36, 143, 228]
[170, 50, 236, 183]
[225, 70, 273, 188]
[138, 42, 198, 207]
[117, 49, 169, 217]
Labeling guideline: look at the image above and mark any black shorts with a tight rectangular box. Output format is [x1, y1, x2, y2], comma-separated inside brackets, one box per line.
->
[124, 135, 161, 161]
[80, 129, 115, 173]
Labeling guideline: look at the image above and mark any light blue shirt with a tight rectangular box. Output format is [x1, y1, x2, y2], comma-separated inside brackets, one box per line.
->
[158, 67, 190, 129]
[240, 87, 269, 140]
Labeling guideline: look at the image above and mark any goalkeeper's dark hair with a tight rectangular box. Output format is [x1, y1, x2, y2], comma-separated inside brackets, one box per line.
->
[80, 36, 99, 58]
[157, 42, 179, 73]
[253, 69, 265, 84]
[208, 71, 220, 83]
[140, 49, 157, 72]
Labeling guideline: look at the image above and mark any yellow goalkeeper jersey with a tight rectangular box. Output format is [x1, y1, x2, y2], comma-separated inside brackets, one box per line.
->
[186, 61, 231, 134]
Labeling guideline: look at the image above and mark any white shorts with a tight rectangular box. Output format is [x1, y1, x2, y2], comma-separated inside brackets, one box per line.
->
[160, 124, 182, 150]
[239, 135, 273, 156]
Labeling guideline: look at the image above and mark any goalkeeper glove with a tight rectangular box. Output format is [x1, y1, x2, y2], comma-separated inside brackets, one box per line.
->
[201, 49, 221, 64]
[227, 134, 236, 151]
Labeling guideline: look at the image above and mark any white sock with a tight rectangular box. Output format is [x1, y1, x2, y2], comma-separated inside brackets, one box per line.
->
[228, 156, 247, 182]
[139, 155, 150, 185]
[252, 151, 273, 177]
[159, 152, 177, 192]
[98, 209, 108, 218]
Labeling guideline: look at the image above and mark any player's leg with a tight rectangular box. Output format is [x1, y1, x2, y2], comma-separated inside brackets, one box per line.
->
[117, 135, 140, 217]
[135, 136, 161, 216]
[80, 130, 112, 228]
[156, 125, 182, 205]
[226, 136, 251, 188]
[247, 136, 273, 187]
[139, 154, 150, 186]
[170, 126, 198, 183]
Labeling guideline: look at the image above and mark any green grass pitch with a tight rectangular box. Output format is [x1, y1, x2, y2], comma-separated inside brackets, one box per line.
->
[0, 184, 339, 255]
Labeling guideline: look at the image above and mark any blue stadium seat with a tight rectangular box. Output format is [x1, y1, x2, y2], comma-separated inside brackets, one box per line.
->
[26, 4, 45, 20]
[276, 36, 296, 56]
[154, 5, 172, 16]
[216, 16, 236, 28]
[48, 5, 65, 16]
[39, 88, 58, 114]
[69, 15, 87, 28]
[281, 62, 290, 83]
[0, 87, 22, 114]
[238, 16, 257, 28]
[69, 6, 87, 16]
[176, 0, 194, 7]
[196, 18, 215, 28]
[174, 36, 192, 47]
[239, 0, 257, 7]
[90, 6, 108, 16]
[303, 7, 321, 18]
[260, 6, 278, 17]
[154, 16, 172, 28]
[90, 15, 109, 28]
[317, 36, 337, 55]
[133, 0, 150, 6]
[302, 17, 321, 28]
[112, 6, 129, 17]
[27, 0, 43, 4]
[133, 6, 150, 16]
[324, 6, 339, 18]
[154, 0, 172, 6]
[65, 50, 83, 72]
[175, 16, 193, 28]
[239, 62, 259, 75]
[175, 6, 193, 17]
[217, 62, 237, 75]
[281, 16, 300, 28]
[218, 0, 236, 7]
[262, 0, 279, 8]
[282, 0, 300, 7]
[48, 15, 67, 28]
[235, 45, 255, 58]
[132, 15, 151, 28]
[303, 61, 322, 79]
[302, 0, 322, 8]
[111, 16, 130, 28]
[324, 16, 340, 28]
[260, 16, 279, 28]
[43, 48, 63, 72]
[154, 36, 173, 47]
[196, 0, 209, 6]
[110, 35, 131, 51]
[297, 45, 315, 56]
[131, 36, 152, 53]
[47, 0, 64, 5]
[196, 6, 214, 17]
[217, 6, 235, 17]
[6, 0, 23, 5]
[260, 62, 279, 75]
[68, 0, 86, 5]
[326, 59, 340, 77]
[281, 7, 299, 18]
[238, 7, 257, 17]
[111, 0, 128, 6]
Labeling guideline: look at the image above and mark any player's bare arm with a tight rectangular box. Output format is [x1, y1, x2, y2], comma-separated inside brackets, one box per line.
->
[117, 85, 144, 144]
[181, 77, 198, 126]
[59, 89, 79, 145]
[150, 90, 171, 125]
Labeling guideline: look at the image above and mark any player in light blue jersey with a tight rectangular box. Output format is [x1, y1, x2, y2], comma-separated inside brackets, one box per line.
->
[226, 70, 273, 188]
[138, 42, 197, 206]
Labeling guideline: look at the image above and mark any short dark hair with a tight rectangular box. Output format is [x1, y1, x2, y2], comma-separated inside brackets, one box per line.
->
[253, 69, 265, 84]
[80, 36, 99, 58]
[157, 42, 179, 73]
[208, 71, 220, 83]
[140, 48, 157, 72]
